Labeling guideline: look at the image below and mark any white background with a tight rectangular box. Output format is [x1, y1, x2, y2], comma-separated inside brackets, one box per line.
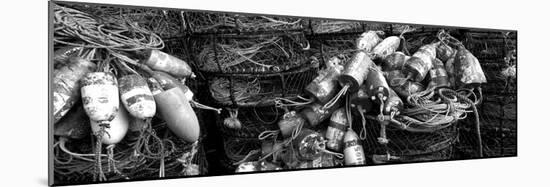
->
[0, 0, 547, 186]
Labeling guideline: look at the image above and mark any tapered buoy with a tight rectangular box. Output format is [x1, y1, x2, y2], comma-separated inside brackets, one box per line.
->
[403, 43, 438, 82]
[343, 129, 366, 166]
[356, 31, 383, 52]
[364, 69, 390, 104]
[305, 56, 344, 104]
[90, 104, 129, 145]
[53, 57, 95, 123]
[338, 51, 374, 92]
[118, 74, 156, 119]
[80, 72, 119, 124]
[300, 102, 340, 127]
[154, 87, 200, 142]
[382, 52, 409, 71]
[142, 49, 196, 78]
[383, 88, 403, 115]
[372, 36, 401, 60]
[54, 103, 91, 139]
[453, 47, 487, 88]
[278, 111, 306, 139]
[325, 108, 348, 152]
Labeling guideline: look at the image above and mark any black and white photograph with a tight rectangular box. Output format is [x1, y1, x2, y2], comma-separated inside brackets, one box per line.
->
[47, 1, 518, 186]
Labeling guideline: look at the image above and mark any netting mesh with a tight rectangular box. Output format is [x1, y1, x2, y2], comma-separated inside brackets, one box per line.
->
[309, 33, 360, 65]
[207, 63, 319, 107]
[309, 19, 364, 34]
[454, 30, 517, 158]
[67, 4, 186, 38]
[185, 12, 304, 34]
[189, 32, 311, 74]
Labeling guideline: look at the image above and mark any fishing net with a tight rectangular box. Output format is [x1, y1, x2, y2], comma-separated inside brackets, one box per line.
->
[454, 30, 517, 158]
[308, 19, 364, 34]
[207, 62, 318, 107]
[65, 3, 187, 39]
[53, 123, 208, 185]
[308, 33, 361, 66]
[185, 11, 304, 34]
[189, 32, 311, 74]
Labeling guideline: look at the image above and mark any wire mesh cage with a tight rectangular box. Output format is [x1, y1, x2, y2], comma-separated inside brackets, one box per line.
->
[207, 61, 319, 107]
[189, 32, 311, 74]
[308, 33, 361, 66]
[308, 19, 364, 34]
[355, 117, 458, 163]
[464, 30, 517, 60]
[66, 4, 187, 39]
[53, 128, 209, 185]
[216, 106, 284, 138]
[185, 11, 305, 34]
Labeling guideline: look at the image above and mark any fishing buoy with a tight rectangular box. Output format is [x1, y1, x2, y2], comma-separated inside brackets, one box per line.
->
[403, 43, 438, 82]
[81, 72, 119, 124]
[384, 70, 425, 99]
[53, 57, 96, 123]
[436, 41, 456, 62]
[305, 56, 344, 104]
[118, 74, 156, 119]
[90, 104, 129, 145]
[338, 51, 374, 92]
[382, 52, 409, 71]
[300, 102, 341, 127]
[292, 129, 327, 161]
[356, 31, 384, 52]
[261, 141, 285, 161]
[235, 162, 260, 173]
[297, 153, 335, 169]
[453, 46, 487, 88]
[154, 87, 200, 142]
[141, 49, 196, 78]
[325, 108, 348, 152]
[372, 36, 401, 60]
[278, 111, 306, 139]
[428, 58, 450, 89]
[445, 52, 457, 88]
[54, 103, 91, 139]
[260, 161, 283, 171]
[364, 69, 390, 104]
[343, 129, 366, 166]
[350, 84, 374, 116]
[383, 88, 403, 115]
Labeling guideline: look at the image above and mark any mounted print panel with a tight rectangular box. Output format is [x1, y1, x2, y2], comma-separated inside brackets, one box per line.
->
[49, 1, 517, 186]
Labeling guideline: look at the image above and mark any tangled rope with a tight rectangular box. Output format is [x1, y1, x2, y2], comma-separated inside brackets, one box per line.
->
[54, 4, 164, 51]
[209, 77, 261, 104]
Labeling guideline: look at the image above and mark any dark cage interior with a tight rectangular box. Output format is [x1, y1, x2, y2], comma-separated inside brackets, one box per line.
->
[51, 2, 517, 185]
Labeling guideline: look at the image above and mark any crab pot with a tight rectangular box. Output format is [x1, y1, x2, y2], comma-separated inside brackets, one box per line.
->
[343, 129, 366, 166]
[436, 41, 456, 62]
[356, 30, 384, 52]
[300, 102, 341, 128]
[80, 72, 119, 124]
[278, 111, 306, 139]
[53, 57, 96, 123]
[326, 108, 348, 152]
[118, 74, 156, 119]
[90, 104, 129, 145]
[383, 88, 403, 115]
[154, 87, 200, 143]
[429, 58, 450, 89]
[372, 36, 401, 60]
[293, 128, 326, 161]
[338, 51, 374, 92]
[305, 57, 344, 104]
[453, 47, 487, 88]
[365, 69, 390, 104]
[382, 52, 409, 72]
[403, 43, 437, 82]
[141, 49, 195, 78]
[54, 103, 91, 139]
